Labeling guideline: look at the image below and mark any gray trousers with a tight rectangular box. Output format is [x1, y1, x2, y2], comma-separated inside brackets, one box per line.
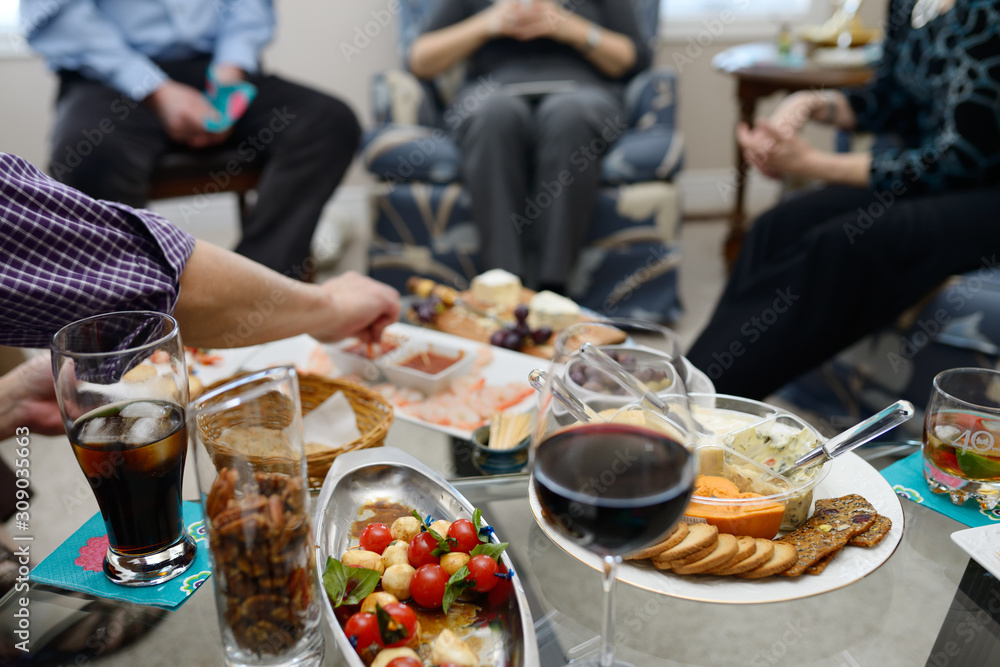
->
[452, 85, 623, 287]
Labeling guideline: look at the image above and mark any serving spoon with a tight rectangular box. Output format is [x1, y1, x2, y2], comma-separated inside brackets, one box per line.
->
[785, 399, 915, 475]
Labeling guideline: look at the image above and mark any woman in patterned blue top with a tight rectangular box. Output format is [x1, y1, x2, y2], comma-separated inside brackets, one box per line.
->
[687, 0, 1000, 400]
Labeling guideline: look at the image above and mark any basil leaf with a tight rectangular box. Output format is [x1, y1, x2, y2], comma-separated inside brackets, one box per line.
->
[473, 508, 492, 543]
[342, 566, 382, 607]
[442, 565, 474, 613]
[322, 556, 346, 605]
[322, 557, 381, 608]
[375, 603, 410, 646]
[411, 509, 431, 531]
[428, 528, 455, 556]
[470, 541, 508, 562]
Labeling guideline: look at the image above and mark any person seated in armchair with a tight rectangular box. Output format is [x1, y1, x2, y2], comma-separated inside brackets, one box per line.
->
[686, 0, 1000, 400]
[408, 0, 651, 294]
[22, 0, 361, 278]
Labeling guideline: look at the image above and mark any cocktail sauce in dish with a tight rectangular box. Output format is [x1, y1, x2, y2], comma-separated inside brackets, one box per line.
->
[398, 350, 463, 375]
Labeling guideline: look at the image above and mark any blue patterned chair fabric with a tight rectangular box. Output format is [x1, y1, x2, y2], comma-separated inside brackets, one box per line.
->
[365, 0, 685, 322]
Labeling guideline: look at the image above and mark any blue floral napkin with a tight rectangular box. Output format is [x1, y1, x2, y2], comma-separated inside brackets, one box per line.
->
[880, 451, 1000, 528]
[29, 501, 213, 610]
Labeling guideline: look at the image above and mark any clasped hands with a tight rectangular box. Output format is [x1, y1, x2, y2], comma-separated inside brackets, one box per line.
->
[484, 0, 578, 43]
[738, 94, 819, 180]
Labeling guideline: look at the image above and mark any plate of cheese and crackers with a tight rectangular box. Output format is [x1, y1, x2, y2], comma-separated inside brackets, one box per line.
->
[528, 452, 904, 604]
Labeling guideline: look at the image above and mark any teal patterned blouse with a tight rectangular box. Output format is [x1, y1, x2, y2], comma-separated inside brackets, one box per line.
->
[845, 0, 1000, 194]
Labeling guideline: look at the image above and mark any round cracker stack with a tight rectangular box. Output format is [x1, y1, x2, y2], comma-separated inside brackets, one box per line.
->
[672, 534, 739, 575]
[712, 538, 774, 576]
[625, 522, 689, 561]
[736, 543, 798, 579]
[650, 523, 718, 570]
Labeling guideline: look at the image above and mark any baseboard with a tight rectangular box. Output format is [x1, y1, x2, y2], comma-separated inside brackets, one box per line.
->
[677, 168, 783, 219]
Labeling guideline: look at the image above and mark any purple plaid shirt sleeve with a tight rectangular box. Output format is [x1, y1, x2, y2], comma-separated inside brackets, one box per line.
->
[0, 153, 196, 348]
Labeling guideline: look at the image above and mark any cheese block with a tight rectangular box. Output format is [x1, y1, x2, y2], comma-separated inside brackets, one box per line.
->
[470, 269, 522, 309]
[526, 290, 580, 332]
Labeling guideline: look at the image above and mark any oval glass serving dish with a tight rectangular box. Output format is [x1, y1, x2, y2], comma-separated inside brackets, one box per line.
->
[313, 447, 540, 667]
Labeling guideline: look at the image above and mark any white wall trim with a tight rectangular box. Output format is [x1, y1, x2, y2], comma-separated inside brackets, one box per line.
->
[0, 31, 31, 59]
[677, 167, 783, 217]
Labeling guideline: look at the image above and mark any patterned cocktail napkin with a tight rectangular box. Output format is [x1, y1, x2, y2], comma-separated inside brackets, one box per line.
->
[30, 501, 212, 610]
[880, 451, 1000, 528]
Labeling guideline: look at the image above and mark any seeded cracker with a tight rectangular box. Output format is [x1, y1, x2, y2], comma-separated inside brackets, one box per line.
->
[777, 494, 876, 577]
[848, 513, 892, 548]
[804, 549, 839, 575]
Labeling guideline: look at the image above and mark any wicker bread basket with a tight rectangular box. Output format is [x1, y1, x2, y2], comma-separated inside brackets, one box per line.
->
[199, 372, 394, 487]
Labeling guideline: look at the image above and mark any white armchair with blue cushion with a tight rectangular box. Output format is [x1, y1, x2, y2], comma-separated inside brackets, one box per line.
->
[362, 0, 685, 322]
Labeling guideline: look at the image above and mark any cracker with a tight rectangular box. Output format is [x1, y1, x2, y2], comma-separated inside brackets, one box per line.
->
[848, 514, 892, 548]
[651, 523, 718, 564]
[737, 542, 797, 579]
[670, 542, 720, 568]
[805, 549, 840, 575]
[712, 539, 774, 576]
[673, 534, 740, 575]
[626, 522, 688, 560]
[778, 494, 876, 577]
[702, 535, 755, 574]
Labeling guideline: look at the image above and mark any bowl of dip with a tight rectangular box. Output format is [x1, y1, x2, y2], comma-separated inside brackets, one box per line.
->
[685, 394, 831, 536]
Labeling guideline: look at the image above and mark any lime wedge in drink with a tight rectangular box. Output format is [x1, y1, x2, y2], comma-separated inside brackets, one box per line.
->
[956, 448, 1000, 479]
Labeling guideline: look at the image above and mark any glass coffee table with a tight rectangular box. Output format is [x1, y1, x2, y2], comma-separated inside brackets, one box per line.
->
[4, 414, 1000, 666]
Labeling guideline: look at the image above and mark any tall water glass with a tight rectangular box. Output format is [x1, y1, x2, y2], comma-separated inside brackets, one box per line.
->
[51, 311, 196, 586]
[189, 366, 324, 667]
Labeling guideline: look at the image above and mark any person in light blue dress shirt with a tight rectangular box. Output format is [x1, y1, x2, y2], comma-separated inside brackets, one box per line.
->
[21, 0, 361, 279]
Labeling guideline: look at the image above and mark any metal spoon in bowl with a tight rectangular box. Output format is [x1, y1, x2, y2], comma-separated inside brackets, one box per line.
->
[784, 399, 915, 475]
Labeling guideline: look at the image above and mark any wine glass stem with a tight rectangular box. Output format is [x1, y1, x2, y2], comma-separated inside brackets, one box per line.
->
[598, 553, 622, 667]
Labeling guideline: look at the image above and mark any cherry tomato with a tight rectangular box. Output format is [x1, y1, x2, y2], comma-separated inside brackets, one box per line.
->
[447, 518, 480, 554]
[407, 531, 440, 568]
[343, 612, 379, 653]
[410, 563, 449, 608]
[379, 602, 418, 648]
[386, 658, 423, 667]
[487, 562, 512, 608]
[359, 522, 393, 554]
[466, 554, 499, 593]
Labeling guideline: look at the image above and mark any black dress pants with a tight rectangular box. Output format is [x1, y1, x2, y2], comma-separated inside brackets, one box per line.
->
[48, 58, 361, 277]
[686, 184, 1000, 400]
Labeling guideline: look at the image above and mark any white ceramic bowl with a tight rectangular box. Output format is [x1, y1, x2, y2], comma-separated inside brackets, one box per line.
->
[382, 341, 475, 395]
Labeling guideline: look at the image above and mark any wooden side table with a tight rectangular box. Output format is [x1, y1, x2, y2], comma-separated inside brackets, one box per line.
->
[712, 42, 873, 269]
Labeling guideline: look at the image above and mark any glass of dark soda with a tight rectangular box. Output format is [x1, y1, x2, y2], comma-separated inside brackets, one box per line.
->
[51, 311, 196, 586]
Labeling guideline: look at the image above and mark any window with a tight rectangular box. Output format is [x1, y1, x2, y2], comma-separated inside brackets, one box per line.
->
[661, 0, 830, 40]
[0, 0, 18, 32]
[664, 0, 814, 21]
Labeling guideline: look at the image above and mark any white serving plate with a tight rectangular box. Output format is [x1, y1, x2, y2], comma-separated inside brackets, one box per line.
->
[529, 452, 904, 604]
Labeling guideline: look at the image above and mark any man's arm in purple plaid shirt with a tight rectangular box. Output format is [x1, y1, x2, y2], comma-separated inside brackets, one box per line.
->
[0, 152, 401, 352]
[1, 153, 401, 437]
